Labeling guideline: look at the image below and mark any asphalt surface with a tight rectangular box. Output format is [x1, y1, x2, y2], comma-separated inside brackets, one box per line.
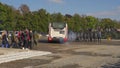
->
[0, 36, 120, 68]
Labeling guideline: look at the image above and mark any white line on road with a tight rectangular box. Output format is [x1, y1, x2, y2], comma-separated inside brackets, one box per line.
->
[0, 50, 52, 64]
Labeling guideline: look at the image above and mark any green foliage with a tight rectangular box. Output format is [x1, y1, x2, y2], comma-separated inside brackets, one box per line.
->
[0, 2, 120, 33]
[51, 12, 64, 22]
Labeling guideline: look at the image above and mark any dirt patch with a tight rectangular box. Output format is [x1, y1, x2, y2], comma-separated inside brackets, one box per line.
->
[0, 53, 4, 55]
[48, 55, 62, 60]
[0, 59, 51, 68]
[32, 43, 63, 53]
[115, 56, 120, 58]
[72, 52, 112, 57]
[0, 54, 62, 68]
[61, 64, 81, 68]
[102, 61, 120, 68]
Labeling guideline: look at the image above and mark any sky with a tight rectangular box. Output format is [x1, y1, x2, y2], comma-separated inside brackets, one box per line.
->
[0, 0, 120, 21]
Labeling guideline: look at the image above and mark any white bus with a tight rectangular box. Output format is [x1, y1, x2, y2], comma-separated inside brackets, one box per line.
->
[48, 22, 68, 43]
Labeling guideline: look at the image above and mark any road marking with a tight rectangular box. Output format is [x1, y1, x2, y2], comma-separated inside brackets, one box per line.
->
[0, 50, 52, 64]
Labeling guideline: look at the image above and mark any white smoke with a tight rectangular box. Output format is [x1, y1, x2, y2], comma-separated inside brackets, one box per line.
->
[68, 31, 77, 41]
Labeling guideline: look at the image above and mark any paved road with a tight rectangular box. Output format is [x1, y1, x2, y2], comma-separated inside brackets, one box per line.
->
[0, 36, 120, 68]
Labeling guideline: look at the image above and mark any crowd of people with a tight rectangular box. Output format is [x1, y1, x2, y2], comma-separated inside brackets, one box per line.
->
[0, 29, 37, 50]
[0, 28, 102, 50]
[76, 29, 102, 42]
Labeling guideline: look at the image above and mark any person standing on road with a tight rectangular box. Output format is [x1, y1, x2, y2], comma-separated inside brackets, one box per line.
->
[92, 30, 97, 42]
[97, 31, 101, 42]
[97, 27, 102, 42]
[1, 31, 5, 48]
[6, 30, 9, 48]
[1, 30, 9, 48]
[23, 29, 30, 50]
[10, 31, 16, 48]
[18, 30, 24, 48]
[28, 29, 33, 49]
[33, 30, 37, 46]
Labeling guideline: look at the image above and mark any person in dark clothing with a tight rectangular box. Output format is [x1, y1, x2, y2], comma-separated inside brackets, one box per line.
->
[28, 30, 33, 49]
[92, 31, 97, 42]
[1, 30, 9, 48]
[89, 29, 92, 42]
[2, 31, 6, 48]
[23, 29, 30, 50]
[97, 31, 101, 42]
[23, 31, 26, 49]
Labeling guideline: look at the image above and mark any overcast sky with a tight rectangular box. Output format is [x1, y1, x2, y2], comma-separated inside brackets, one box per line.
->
[0, 0, 120, 21]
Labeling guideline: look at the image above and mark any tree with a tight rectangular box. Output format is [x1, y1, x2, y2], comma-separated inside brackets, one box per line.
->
[72, 13, 81, 32]
[0, 2, 120, 35]
[51, 13, 64, 22]
[100, 18, 115, 30]
[85, 16, 98, 30]
[64, 14, 72, 30]
[19, 4, 30, 14]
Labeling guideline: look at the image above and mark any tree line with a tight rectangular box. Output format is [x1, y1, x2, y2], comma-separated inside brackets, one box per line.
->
[0, 2, 120, 34]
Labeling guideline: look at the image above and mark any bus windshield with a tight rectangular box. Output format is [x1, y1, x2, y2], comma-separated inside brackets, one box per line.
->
[51, 23, 66, 29]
